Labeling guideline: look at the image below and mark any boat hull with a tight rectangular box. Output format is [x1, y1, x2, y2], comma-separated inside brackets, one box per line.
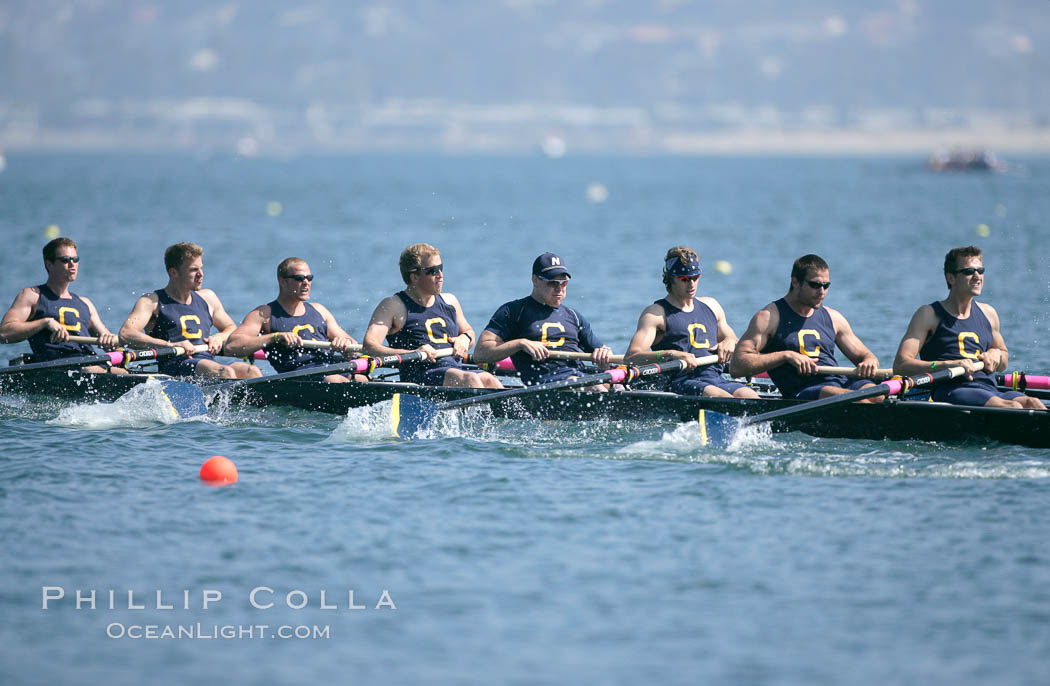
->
[3, 370, 1048, 448]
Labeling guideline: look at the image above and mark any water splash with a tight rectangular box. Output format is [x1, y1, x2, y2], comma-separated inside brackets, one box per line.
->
[47, 379, 205, 429]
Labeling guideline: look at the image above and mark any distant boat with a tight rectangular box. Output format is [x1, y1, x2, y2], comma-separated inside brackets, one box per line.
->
[928, 148, 1006, 172]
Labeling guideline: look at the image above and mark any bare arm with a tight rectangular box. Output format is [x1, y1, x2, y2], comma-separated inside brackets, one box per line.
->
[312, 302, 357, 354]
[892, 304, 947, 376]
[362, 296, 429, 358]
[198, 289, 236, 354]
[80, 296, 120, 351]
[828, 307, 879, 377]
[119, 292, 182, 350]
[621, 304, 663, 363]
[443, 292, 476, 359]
[729, 304, 797, 376]
[224, 305, 271, 356]
[977, 302, 1009, 372]
[0, 287, 56, 343]
[701, 296, 739, 365]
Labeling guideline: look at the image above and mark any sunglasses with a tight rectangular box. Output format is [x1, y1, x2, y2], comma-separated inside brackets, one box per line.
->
[55, 256, 80, 264]
[414, 264, 443, 276]
[540, 278, 569, 290]
[677, 275, 700, 283]
[955, 267, 984, 276]
[284, 273, 314, 282]
[806, 280, 831, 290]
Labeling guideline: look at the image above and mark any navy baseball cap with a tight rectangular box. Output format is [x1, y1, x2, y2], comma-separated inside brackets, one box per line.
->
[663, 254, 702, 278]
[532, 252, 571, 279]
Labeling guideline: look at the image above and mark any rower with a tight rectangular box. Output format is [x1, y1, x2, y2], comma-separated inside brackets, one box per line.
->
[0, 237, 127, 374]
[225, 258, 367, 383]
[893, 245, 1045, 409]
[362, 243, 502, 388]
[625, 247, 758, 398]
[119, 242, 261, 379]
[729, 254, 882, 402]
[473, 252, 613, 390]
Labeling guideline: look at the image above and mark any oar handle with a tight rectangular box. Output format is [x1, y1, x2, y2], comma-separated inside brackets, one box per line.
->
[285, 339, 364, 352]
[68, 335, 103, 344]
[546, 350, 626, 364]
[816, 366, 894, 378]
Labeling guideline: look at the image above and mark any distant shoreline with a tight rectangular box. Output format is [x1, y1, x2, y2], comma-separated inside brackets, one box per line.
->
[4, 127, 1050, 157]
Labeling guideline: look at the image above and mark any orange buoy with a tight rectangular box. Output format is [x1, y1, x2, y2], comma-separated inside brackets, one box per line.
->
[200, 456, 238, 484]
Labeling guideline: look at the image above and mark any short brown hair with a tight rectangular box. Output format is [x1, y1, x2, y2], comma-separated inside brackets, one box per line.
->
[944, 245, 982, 275]
[164, 243, 203, 272]
[399, 243, 440, 284]
[943, 245, 982, 289]
[277, 257, 307, 279]
[791, 254, 829, 284]
[662, 246, 699, 291]
[43, 237, 77, 263]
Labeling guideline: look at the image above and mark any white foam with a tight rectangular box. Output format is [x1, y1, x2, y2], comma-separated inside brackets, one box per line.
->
[47, 379, 205, 429]
[328, 401, 497, 443]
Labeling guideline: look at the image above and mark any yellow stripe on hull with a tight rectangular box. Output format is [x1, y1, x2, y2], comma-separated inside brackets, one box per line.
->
[391, 393, 401, 438]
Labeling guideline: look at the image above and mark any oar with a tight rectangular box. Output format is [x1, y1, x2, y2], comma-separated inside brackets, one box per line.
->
[1, 346, 190, 376]
[69, 334, 346, 361]
[999, 372, 1050, 391]
[545, 350, 626, 364]
[389, 356, 715, 438]
[696, 362, 985, 447]
[155, 349, 455, 419]
[754, 366, 893, 379]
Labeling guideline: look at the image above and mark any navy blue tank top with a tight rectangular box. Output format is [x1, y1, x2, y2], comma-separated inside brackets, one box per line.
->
[27, 285, 95, 360]
[388, 291, 462, 383]
[484, 296, 603, 385]
[765, 298, 839, 398]
[264, 300, 336, 373]
[653, 297, 725, 375]
[652, 298, 719, 355]
[147, 289, 214, 345]
[919, 301, 995, 384]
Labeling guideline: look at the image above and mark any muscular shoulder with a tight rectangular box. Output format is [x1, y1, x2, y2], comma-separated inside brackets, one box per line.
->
[440, 292, 463, 310]
[370, 295, 406, 322]
[696, 296, 725, 318]
[196, 288, 221, 303]
[14, 286, 42, 306]
[975, 301, 1000, 326]
[751, 302, 780, 332]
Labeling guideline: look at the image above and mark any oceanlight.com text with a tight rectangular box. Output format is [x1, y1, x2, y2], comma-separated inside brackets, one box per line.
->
[105, 622, 331, 640]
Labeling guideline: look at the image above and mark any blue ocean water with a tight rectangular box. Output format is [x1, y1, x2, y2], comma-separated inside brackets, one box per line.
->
[1, 153, 1049, 685]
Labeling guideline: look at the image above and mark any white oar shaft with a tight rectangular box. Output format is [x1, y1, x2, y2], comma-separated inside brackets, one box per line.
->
[546, 350, 626, 363]
[816, 366, 894, 378]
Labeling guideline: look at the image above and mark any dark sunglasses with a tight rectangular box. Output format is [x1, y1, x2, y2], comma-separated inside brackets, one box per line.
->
[540, 278, 569, 290]
[806, 280, 831, 290]
[55, 256, 80, 264]
[955, 267, 984, 276]
[414, 264, 443, 276]
[284, 273, 314, 282]
[677, 275, 700, 283]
